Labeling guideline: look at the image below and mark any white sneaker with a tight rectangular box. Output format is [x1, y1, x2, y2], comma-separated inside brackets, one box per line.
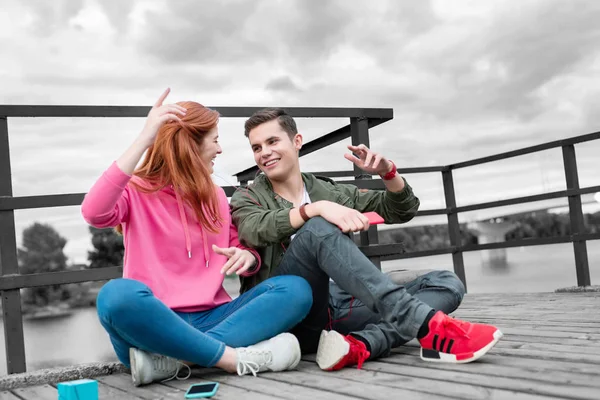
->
[236, 333, 301, 376]
[129, 348, 191, 386]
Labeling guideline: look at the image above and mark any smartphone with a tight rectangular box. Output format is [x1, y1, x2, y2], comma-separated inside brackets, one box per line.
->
[185, 382, 219, 399]
[363, 211, 385, 225]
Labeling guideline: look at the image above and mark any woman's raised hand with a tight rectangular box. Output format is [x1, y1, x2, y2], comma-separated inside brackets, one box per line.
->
[138, 88, 187, 148]
[116, 88, 187, 174]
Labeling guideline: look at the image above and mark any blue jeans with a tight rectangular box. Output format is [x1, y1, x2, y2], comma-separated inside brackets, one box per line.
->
[272, 217, 436, 354]
[96, 276, 312, 368]
[329, 270, 465, 359]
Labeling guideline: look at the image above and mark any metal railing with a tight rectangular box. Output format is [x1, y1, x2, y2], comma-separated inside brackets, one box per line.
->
[1, 104, 598, 375]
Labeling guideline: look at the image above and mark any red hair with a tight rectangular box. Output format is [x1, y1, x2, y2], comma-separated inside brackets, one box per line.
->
[116, 102, 222, 234]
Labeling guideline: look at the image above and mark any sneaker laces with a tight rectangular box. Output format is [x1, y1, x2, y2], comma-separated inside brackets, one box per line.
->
[236, 349, 273, 377]
[150, 354, 192, 383]
[442, 316, 471, 340]
[346, 337, 370, 369]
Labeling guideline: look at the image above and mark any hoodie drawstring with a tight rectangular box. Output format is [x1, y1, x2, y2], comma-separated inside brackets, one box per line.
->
[175, 191, 210, 267]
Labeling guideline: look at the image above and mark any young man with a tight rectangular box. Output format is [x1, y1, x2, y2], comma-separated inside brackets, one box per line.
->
[230, 108, 502, 371]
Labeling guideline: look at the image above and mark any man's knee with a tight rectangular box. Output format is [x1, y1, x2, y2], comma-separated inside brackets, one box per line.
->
[424, 270, 466, 302]
[300, 217, 339, 237]
[287, 217, 343, 255]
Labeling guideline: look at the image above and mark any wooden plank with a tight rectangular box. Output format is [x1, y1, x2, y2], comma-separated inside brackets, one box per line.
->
[461, 317, 600, 326]
[459, 322, 600, 335]
[460, 295, 600, 303]
[487, 346, 600, 364]
[480, 353, 600, 376]
[12, 385, 56, 400]
[457, 302, 600, 309]
[384, 352, 600, 388]
[458, 311, 600, 317]
[162, 374, 287, 400]
[459, 307, 600, 313]
[493, 339, 596, 355]
[97, 374, 182, 400]
[499, 333, 600, 347]
[499, 327, 600, 341]
[0, 392, 19, 400]
[362, 358, 598, 400]
[187, 373, 354, 400]
[455, 318, 600, 330]
[457, 302, 599, 310]
[457, 309, 600, 316]
[298, 361, 561, 400]
[97, 380, 143, 400]
[259, 369, 450, 400]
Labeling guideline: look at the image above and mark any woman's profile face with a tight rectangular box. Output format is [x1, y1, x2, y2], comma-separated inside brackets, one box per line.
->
[200, 127, 222, 174]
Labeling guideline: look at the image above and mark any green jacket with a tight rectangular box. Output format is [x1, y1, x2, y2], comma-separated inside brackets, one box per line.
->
[230, 173, 420, 293]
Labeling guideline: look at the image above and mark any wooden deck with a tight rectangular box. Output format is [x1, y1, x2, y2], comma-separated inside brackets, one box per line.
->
[2, 292, 599, 400]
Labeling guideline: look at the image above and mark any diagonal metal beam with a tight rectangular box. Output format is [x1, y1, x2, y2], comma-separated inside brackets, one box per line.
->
[234, 117, 391, 182]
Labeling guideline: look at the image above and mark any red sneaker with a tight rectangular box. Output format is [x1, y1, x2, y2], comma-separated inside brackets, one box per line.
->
[419, 311, 503, 363]
[315, 330, 370, 371]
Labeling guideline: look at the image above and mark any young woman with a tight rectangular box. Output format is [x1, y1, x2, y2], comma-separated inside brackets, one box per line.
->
[82, 89, 312, 386]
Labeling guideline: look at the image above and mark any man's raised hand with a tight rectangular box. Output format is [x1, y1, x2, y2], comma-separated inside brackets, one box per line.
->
[344, 144, 393, 176]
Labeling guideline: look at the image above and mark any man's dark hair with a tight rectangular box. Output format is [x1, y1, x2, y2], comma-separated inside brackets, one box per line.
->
[244, 108, 298, 139]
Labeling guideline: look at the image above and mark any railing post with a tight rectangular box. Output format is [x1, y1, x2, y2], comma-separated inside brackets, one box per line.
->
[442, 168, 467, 292]
[0, 116, 27, 374]
[350, 117, 381, 269]
[562, 145, 591, 286]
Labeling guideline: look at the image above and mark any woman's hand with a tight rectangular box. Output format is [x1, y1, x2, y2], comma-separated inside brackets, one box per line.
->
[138, 88, 187, 148]
[213, 245, 257, 276]
[116, 88, 187, 174]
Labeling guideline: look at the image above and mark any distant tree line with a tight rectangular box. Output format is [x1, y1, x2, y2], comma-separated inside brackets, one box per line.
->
[377, 211, 600, 252]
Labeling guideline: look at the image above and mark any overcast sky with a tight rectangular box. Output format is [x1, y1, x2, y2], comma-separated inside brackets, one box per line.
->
[2, 0, 600, 264]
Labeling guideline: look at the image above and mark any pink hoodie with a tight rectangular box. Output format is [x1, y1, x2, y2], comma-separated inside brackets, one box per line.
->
[81, 162, 261, 312]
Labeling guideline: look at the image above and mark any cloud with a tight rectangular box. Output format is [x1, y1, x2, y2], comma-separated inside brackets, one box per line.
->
[96, 0, 136, 34]
[137, 0, 355, 69]
[20, 0, 85, 36]
[265, 76, 302, 92]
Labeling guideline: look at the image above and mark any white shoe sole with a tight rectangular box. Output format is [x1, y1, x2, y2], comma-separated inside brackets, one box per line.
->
[279, 333, 302, 371]
[129, 348, 143, 386]
[288, 345, 302, 371]
[315, 330, 350, 370]
[420, 329, 503, 363]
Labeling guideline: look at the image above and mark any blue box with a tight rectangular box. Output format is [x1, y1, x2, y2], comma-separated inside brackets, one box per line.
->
[57, 379, 98, 400]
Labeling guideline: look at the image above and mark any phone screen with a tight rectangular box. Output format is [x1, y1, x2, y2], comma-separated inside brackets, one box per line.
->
[188, 383, 217, 394]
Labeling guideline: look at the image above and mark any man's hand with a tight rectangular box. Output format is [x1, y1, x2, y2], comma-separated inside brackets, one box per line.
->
[213, 245, 257, 275]
[311, 201, 371, 233]
[344, 144, 393, 176]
